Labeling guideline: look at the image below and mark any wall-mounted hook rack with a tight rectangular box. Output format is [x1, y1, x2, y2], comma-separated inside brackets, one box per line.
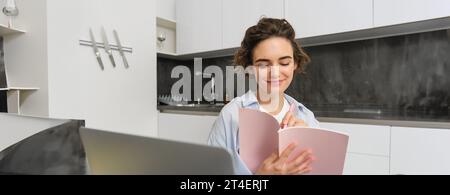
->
[79, 40, 133, 53]
[80, 28, 132, 70]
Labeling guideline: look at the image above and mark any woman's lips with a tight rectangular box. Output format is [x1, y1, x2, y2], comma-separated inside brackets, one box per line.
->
[266, 79, 285, 86]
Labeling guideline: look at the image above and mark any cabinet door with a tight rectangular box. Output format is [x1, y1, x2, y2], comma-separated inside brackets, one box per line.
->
[176, 0, 222, 54]
[156, 0, 176, 21]
[344, 153, 390, 175]
[222, 0, 284, 49]
[374, 0, 450, 27]
[319, 122, 391, 156]
[319, 122, 391, 175]
[285, 0, 373, 38]
[391, 127, 450, 175]
[158, 113, 218, 145]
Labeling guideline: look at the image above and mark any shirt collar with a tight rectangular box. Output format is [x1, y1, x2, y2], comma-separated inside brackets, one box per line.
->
[241, 90, 305, 112]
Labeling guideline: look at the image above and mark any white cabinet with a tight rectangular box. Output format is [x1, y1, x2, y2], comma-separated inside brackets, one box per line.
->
[222, 0, 284, 49]
[319, 122, 391, 156]
[157, 0, 176, 21]
[285, 0, 373, 38]
[391, 127, 450, 175]
[0, 87, 38, 115]
[319, 122, 391, 175]
[158, 113, 218, 145]
[176, 0, 222, 54]
[374, 0, 450, 27]
[344, 153, 390, 175]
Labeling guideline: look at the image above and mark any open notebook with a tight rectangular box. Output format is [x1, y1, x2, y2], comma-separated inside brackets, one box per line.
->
[239, 109, 349, 175]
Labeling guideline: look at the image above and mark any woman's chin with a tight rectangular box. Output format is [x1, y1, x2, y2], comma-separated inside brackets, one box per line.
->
[260, 85, 287, 94]
[266, 81, 285, 89]
[268, 81, 280, 86]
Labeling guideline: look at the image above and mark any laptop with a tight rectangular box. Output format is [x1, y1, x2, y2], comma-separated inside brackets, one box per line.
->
[79, 127, 234, 175]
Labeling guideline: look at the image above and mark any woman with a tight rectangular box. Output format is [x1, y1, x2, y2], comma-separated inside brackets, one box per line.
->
[208, 18, 319, 175]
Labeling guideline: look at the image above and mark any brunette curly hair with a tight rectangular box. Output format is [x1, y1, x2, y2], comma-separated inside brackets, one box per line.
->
[234, 18, 310, 73]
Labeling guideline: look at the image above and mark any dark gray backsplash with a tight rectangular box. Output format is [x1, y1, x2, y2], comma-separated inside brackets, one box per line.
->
[290, 29, 450, 116]
[0, 37, 6, 113]
[0, 37, 5, 89]
[158, 29, 450, 117]
[0, 92, 5, 113]
[157, 56, 244, 103]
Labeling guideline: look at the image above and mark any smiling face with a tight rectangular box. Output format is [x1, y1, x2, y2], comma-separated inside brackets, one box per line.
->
[252, 37, 297, 96]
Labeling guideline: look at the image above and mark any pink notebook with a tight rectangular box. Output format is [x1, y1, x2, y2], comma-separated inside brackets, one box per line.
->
[239, 109, 349, 175]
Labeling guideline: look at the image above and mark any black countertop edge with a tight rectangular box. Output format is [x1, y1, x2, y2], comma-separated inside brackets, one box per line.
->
[158, 105, 223, 113]
[157, 105, 450, 130]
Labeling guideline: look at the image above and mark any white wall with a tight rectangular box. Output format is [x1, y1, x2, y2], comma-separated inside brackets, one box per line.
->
[4, 0, 49, 117]
[157, 0, 176, 21]
[47, 0, 158, 137]
[46, 0, 86, 120]
[5, 0, 158, 138]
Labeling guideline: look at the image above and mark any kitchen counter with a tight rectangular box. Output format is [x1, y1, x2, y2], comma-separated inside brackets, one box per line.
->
[158, 105, 223, 113]
[158, 105, 450, 129]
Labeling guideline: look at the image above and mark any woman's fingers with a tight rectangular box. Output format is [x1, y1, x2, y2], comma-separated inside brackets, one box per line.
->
[285, 150, 312, 172]
[281, 111, 293, 128]
[283, 112, 308, 128]
[274, 143, 297, 170]
[292, 149, 311, 164]
[295, 166, 313, 175]
[288, 117, 297, 128]
[257, 146, 316, 175]
[263, 152, 278, 165]
[295, 120, 308, 127]
[288, 118, 308, 128]
[291, 157, 313, 175]
[279, 143, 297, 161]
[256, 151, 282, 175]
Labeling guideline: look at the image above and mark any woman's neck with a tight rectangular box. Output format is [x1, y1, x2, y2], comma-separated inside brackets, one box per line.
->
[257, 91, 285, 115]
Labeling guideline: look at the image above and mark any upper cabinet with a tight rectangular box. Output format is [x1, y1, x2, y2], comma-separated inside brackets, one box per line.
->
[285, 0, 373, 38]
[157, 0, 176, 22]
[175, 0, 449, 54]
[222, 0, 284, 49]
[176, 0, 222, 54]
[374, 0, 450, 27]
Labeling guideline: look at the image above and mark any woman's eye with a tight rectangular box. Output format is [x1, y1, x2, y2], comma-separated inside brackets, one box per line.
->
[280, 61, 291, 66]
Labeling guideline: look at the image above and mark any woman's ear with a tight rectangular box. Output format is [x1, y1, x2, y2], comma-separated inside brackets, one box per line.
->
[294, 63, 298, 72]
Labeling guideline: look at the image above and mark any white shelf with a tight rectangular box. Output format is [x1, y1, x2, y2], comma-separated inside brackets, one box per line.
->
[0, 87, 39, 115]
[156, 17, 176, 30]
[0, 24, 26, 36]
[157, 47, 237, 60]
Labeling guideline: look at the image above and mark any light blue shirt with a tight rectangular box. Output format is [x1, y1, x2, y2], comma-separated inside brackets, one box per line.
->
[207, 91, 320, 175]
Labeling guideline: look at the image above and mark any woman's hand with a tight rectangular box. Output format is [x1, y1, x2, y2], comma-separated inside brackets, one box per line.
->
[281, 109, 308, 128]
[255, 143, 314, 175]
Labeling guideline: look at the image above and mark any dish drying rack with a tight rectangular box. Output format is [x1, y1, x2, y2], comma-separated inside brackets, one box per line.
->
[158, 95, 189, 106]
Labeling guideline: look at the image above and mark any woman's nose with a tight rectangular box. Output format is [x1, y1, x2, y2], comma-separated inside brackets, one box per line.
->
[268, 65, 281, 78]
